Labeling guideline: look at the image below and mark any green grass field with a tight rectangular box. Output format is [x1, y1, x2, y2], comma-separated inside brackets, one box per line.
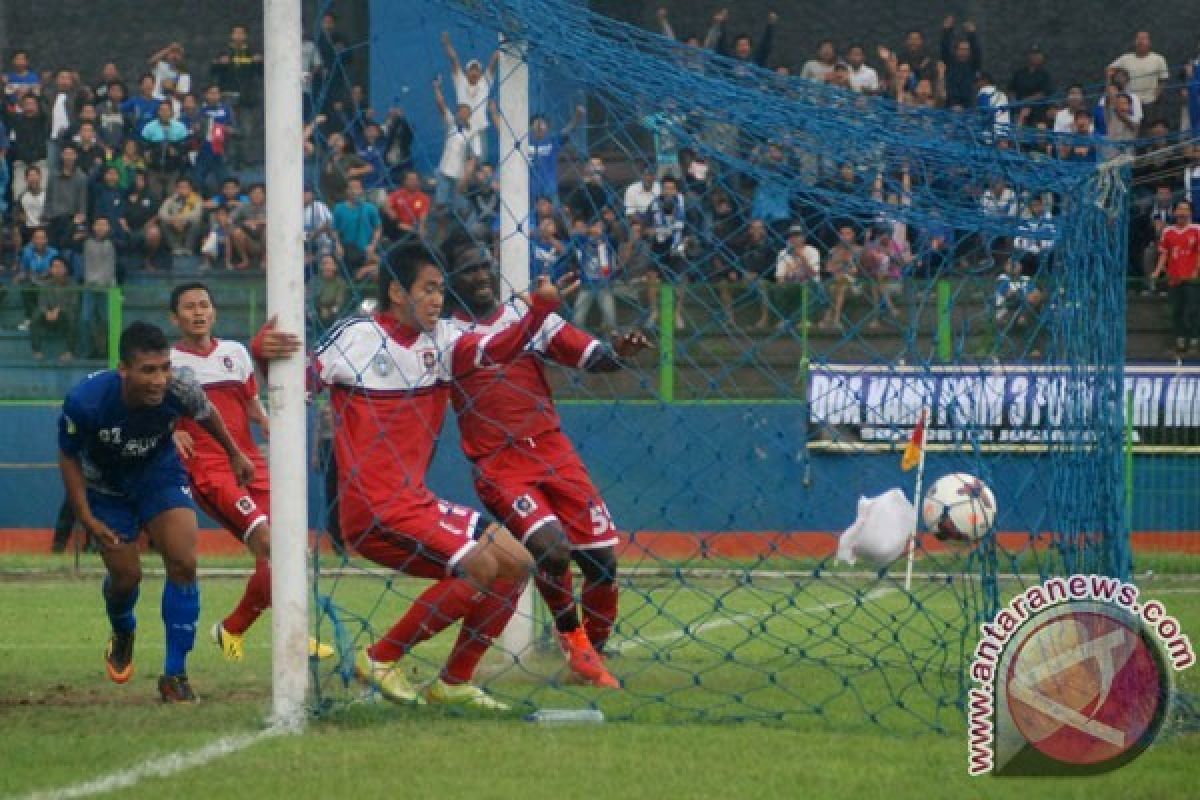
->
[2, 557, 1198, 799]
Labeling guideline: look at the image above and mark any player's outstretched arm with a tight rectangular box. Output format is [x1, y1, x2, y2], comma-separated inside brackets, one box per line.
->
[455, 275, 576, 375]
[585, 330, 653, 373]
[58, 452, 120, 549]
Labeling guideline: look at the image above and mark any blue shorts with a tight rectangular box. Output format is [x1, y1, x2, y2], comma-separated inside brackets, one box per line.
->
[88, 457, 196, 543]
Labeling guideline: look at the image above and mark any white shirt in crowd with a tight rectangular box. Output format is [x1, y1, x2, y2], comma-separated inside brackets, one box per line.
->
[439, 111, 481, 181]
[848, 64, 880, 93]
[453, 69, 491, 134]
[1014, 209, 1057, 255]
[800, 60, 835, 84]
[1108, 52, 1169, 105]
[623, 180, 661, 218]
[152, 60, 191, 99]
[775, 243, 821, 282]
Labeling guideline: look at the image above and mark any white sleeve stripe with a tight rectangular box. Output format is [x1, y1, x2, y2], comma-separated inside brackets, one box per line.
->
[474, 333, 495, 368]
[577, 340, 600, 370]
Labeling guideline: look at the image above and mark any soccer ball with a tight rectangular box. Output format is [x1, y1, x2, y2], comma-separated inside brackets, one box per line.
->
[921, 473, 996, 542]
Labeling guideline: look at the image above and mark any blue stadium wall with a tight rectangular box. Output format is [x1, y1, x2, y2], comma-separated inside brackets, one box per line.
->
[0, 405, 1193, 537]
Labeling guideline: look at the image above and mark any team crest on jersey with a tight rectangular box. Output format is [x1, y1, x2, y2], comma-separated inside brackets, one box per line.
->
[372, 352, 393, 376]
[222, 356, 235, 372]
[421, 350, 437, 370]
[512, 495, 537, 517]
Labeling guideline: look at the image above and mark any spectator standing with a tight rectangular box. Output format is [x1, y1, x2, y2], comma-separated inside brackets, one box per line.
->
[46, 69, 84, 169]
[73, 122, 107, 182]
[15, 228, 59, 329]
[441, 31, 497, 160]
[647, 174, 691, 330]
[91, 62, 123, 104]
[141, 101, 189, 201]
[531, 216, 569, 281]
[573, 217, 619, 335]
[527, 105, 584, 205]
[5, 50, 40, 98]
[210, 24, 264, 166]
[30, 256, 77, 361]
[122, 75, 162, 135]
[623, 166, 660, 220]
[302, 185, 335, 269]
[149, 42, 192, 99]
[976, 73, 1012, 143]
[15, 165, 47, 246]
[44, 144, 89, 257]
[357, 122, 390, 206]
[1101, 88, 1139, 159]
[81, 217, 116, 357]
[940, 17, 982, 111]
[1053, 84, 1087, 133]
[1009, 45, 1053, 110]
[432, 76, 481, 215]
[332, 177, 382, 280]
[381, 107, 415, 184]
[1109, 32, 1169, 124]
[96, 81, 128, 149]
[800, 40, 839, 84]
[383, 170, 431, 243]
[821, 225, 861, 330]
[125, 171, 168, 271]
[845, 45, 880, 94]
[567, 157, 619, 222]
[897, 27, 937, 82]
[8, 92, 49, 202]
[318, 131, 369, 206]
[709, 8, 777, 74]
[194, 85, 235, 197]
[1152, 201, 1200, 353]
[312, 253, 349, 330]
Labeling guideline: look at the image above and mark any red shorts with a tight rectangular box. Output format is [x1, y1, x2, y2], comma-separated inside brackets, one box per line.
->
[349, 494, 484, 579]
[191, 467, 271, 543]
[473, 430, 618, 551]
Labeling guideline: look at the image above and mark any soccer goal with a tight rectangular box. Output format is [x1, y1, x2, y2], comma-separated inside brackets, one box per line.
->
[277, 0, 1131, 734]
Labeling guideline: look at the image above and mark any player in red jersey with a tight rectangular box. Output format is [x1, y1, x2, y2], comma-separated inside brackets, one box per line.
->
[167, 282, 334, 662]
[444, 236, 650, 687]
[252, 242, 575, 709]
[1153, 200, 1200, 354]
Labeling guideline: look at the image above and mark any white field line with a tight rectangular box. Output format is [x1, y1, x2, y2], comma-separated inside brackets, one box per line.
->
[13, 726, 286, 800]
[611, 587, 897, 654]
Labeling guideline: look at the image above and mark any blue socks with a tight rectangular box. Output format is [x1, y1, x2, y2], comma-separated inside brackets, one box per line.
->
[103, 575, 139, 635]
[161, 580, 200, 677]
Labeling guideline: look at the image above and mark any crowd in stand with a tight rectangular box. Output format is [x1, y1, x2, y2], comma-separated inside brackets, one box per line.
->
[3, 8, 1200, 362]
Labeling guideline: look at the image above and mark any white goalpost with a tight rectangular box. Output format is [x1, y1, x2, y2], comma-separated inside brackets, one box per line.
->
[263, 0, 309, 730]
[494, 35, 537, 663]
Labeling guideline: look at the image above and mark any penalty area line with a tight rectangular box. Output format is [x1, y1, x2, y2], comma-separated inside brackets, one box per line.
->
[14, 725, 287, 800]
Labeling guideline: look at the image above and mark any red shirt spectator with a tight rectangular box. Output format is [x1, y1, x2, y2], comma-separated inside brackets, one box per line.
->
[1157, 205, 1200, 286]
[386, 171, 432, 234]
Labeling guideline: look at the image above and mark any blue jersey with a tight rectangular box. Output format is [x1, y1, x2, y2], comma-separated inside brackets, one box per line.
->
[59, 370, 212, 496]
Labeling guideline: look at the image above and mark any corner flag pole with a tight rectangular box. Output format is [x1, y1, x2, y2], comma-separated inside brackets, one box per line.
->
[902, 407, 928, 593]
[263, 0, 308, 730]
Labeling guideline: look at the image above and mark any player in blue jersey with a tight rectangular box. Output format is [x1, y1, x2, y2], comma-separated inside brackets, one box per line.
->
[58, 321, 254, 703]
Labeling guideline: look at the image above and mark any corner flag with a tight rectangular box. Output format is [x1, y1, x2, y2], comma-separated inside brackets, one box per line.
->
[901, 409, 927, 471]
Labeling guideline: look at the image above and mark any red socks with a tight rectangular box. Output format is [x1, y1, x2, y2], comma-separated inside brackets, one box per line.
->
[534, 568, 580, 632]
[441, 580, 522, 685]
[368, 579, 477, 663]
[223, 557, 271, 635]
[581, 580, 618, 652]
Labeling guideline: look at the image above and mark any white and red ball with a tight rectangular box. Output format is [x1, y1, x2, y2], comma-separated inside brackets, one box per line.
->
[921, 472, 996, 542]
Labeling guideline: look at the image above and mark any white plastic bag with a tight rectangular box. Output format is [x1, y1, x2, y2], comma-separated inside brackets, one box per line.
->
[836, 488, 917, 567]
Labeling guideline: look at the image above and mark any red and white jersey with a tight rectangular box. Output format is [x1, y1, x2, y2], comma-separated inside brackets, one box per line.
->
[447, 302, 599, 461]
[313, 306, 555, 534]
[171, 338, 263, 466]
[1160, 223, 1200, 285]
